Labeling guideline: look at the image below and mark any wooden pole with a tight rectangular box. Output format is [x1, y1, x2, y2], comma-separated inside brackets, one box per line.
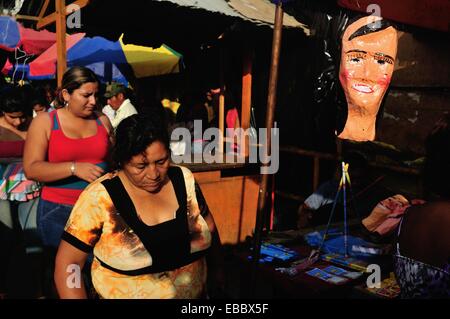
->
[240, 44, 253, 157]
[38, 0, 90, 29]
[251, 0, 283, 295]
[56, 0, 67, 87]
[218, 46, 225, 154]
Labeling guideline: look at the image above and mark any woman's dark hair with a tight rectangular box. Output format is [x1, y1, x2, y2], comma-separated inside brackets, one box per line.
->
[423, 114, 450, 199]
[58, 66, 98, 104]
[0, 85, 32, 116]
[112, 111, 170, 169]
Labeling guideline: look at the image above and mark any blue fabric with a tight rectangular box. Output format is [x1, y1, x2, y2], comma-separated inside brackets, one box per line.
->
[67, 37, 129, 84]
[5, 36, 130, 84]
[304, 229, 380, 257]
[304, 228, 341, 247]
[68, 36, 126, 64]
[37, 198, 73, 248]
[0, 16, 20, 50]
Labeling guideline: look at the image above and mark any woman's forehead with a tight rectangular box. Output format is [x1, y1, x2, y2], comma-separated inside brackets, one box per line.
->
[5, 111, 25, 118]
[342, 27, 398, 57]
[78, 82, 98, 93]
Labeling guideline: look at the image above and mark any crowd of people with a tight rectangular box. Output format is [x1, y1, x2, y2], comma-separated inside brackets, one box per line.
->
[0, 63, 448, 299]
[0, 66, 224, 299]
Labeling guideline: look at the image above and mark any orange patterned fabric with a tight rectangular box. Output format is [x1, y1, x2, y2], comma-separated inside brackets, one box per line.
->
[64, 166, 211, 299]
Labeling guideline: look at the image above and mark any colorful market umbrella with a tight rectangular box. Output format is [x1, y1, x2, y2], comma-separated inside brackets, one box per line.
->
[119, 35, 182, 78]
[2, 33, 86, 82]
[2, 33, 183, 84]
[0, 16, 56, 55]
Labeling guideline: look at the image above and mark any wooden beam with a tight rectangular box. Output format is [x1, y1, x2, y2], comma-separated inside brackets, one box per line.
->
[15, 15, 40, 21]
[56, 0, 67, 87]
[37, 0, 90, 29]
[38, 0, 50, 19]
[280, 145, 421, 175]
[280, 145, 338, 160]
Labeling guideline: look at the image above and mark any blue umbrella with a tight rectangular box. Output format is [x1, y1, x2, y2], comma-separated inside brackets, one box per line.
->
[3, 34, 182, 85]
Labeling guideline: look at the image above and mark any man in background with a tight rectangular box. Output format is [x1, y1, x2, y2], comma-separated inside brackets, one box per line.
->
[104, 82, 137, 130]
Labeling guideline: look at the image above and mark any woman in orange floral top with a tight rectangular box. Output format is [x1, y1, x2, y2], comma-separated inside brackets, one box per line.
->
[54, 113, 218, 298]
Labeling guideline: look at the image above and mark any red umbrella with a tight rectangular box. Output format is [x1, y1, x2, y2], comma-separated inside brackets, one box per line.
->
[0, 16, 56, 55]
[2, 33, 85, 80]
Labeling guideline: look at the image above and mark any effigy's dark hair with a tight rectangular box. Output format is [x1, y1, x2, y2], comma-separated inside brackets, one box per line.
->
[347, 18, 393, 41]
[112, 111, 170, 169]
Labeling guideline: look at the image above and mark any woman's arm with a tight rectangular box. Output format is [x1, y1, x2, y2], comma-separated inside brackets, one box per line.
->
[54, 240, 89, 299]
[23, 113, 104, 183]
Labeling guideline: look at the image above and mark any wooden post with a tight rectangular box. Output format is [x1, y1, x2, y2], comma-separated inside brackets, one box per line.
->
[251, 0, 284, 294]
[56, 0, 67, 87]
[218, 46, 225, 154]
[37, 0, 90, 29]
[39, 0, 50, 20]
[240, 44, 253, 157]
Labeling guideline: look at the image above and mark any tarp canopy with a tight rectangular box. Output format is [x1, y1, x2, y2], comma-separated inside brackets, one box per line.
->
[154, 0, 310, 34]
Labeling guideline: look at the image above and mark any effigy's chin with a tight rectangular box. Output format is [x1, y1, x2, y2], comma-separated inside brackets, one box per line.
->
[337, 124, 376, 142]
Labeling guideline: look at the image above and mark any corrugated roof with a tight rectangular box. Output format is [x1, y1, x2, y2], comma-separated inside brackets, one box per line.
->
[154, 0, 310, 35]
[154, 0, 243, 18]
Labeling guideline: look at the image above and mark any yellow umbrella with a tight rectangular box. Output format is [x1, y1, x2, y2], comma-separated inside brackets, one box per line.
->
[119, 34, 182, 78]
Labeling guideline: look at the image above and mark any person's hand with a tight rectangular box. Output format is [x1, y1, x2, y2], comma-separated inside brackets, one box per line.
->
[73, 162, 104, 183]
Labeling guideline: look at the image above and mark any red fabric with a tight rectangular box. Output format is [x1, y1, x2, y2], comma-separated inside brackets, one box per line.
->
[18, 25, 56, 56]
[226, 108, 239, 152]
[226, 108, 238, 130]
[0, 140, 25, 158]
[29, 33, 85, 78]
[338, 0, 450, 32]
[41, 110, 109, 205]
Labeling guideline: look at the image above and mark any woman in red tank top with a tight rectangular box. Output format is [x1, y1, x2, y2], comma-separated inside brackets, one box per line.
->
[23, 67, 114, 252]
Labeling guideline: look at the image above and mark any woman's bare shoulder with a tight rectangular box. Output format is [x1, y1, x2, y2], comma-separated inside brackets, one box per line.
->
[31, 111, 52, 126]
[95, 111, 113, 130]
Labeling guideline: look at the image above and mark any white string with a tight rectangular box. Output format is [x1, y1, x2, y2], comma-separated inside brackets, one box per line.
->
[20, 53, 33, 83]
[11, 47, 33, 84]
